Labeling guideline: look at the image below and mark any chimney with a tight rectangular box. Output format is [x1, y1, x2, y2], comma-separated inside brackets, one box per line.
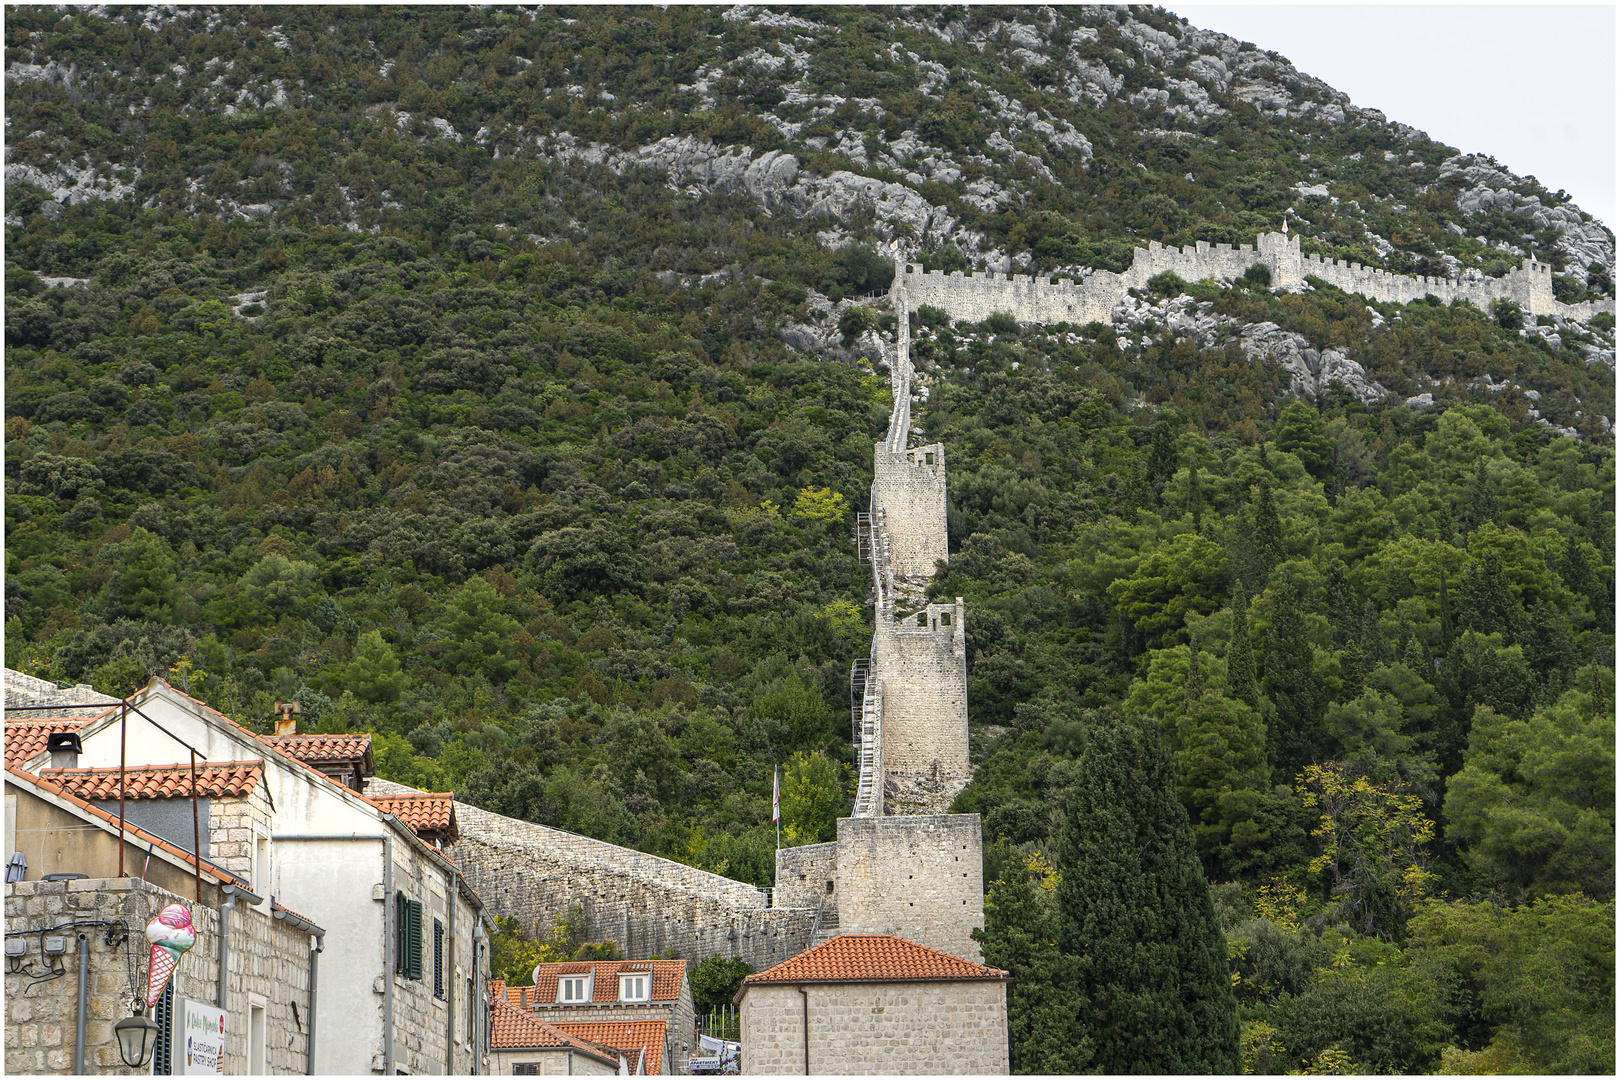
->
[273, 700, 301, 737]
[46, 731, 82, 770]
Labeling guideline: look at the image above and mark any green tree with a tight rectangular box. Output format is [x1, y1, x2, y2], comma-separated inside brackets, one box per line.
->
[1457, 549, 1521, 641]
[1272, 403, 1332, 477]
[102, 527, 180, 622]
[1298, 762, 1436, 940]
[690, 956, 753, 1014]
[348, 629, 406, 704]
[1054, 717, 1240, 1073]
[1407, 895, 1615, 1074]
[435, 576, 522, 683]
[1252, 483, 1284, 581]
[1265, 576, 1323, 777]
[238, 553, 320, 622]
[1444, 678, 1615, 899]
[1107, 532, 1230, 648]
[779, 751, 843, 844]
[976, 869, 1092, 1074]
[1227, 582, 1259, 709]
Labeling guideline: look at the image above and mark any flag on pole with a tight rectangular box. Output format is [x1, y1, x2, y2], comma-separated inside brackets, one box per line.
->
[772, 766, 780, 823]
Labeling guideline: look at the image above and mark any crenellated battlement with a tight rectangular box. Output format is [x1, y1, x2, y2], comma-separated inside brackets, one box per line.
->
[893, 230, 1608, 325]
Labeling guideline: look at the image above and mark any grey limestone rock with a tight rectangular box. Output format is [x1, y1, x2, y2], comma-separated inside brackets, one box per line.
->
[1405, 393, 1434, 410]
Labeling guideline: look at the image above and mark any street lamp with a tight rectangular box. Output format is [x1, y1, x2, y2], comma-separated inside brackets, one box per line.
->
[115, 1006, 160, 1068]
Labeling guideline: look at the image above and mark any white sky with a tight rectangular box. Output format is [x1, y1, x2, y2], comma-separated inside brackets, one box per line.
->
[1170, 5, 1617, 229]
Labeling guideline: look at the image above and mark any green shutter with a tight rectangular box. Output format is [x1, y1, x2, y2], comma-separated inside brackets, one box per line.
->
[395, 891, 407, 975]
[433, 918, 445, 998]
[406, 899, 424, 980]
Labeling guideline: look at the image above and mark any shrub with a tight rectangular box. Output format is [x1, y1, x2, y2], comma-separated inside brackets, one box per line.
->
[1490, 299, 1523, 330]
[983, 310, 1020, 336]
[1241, 263, 1272, 288]
[1147, 270, 1187, 297]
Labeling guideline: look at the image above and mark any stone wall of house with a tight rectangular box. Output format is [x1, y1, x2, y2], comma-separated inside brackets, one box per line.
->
[387, 829, 484, 1076]
[834, 815, 985, 964]
[448, 802, 818, 972]
[3, 876, 310, 1075]
[740, 980, 1009, 1075]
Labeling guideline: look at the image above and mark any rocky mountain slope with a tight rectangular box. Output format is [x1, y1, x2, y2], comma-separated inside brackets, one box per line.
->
[4, 13, 1615, 1072]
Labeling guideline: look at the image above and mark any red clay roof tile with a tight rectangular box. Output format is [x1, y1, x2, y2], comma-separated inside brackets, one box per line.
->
[488, 996, 622, 1064]
[549, 1021, 667, 1075]
[521, 959, 687, 1005]
[743, 934, 1008, 986]
[4, 719, 89, 768]
[40, 761, 265, 801]
[260, 733, 373, 769]
[366, 792, 457, 840]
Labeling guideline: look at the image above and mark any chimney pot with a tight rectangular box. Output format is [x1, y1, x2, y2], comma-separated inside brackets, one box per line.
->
[46, 731, 82, 770]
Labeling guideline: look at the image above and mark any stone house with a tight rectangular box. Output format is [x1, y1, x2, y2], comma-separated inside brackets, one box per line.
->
[500, 958, 695, 1074]
[4, 765, 319, 1075]
[6, 678, 493, 1075]
[260, 731, 374, 793]
[488, 992, 624, 1075]
[736, 934, 1010, 1075]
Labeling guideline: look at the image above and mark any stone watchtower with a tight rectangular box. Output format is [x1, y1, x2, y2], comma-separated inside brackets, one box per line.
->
[775, 265, 985, 964]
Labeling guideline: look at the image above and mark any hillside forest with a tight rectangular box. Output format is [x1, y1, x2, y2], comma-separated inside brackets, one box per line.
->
[4, 4, 1614, 1074]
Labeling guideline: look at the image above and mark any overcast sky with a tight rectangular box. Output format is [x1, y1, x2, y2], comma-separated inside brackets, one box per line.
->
[1171, 5, 1616, 229]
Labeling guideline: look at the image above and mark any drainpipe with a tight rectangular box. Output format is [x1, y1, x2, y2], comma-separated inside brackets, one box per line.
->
[446, 867, 457, 1073]
[472, 914, 487, 1075]
[307, 932, 321, 1076]
[798, 986, 810, 1075]
[218, 884, 263, 1017]
[72, 932, 89, 1075]
[273, 906, 326, 1076]
[383, 836, 394, 1077]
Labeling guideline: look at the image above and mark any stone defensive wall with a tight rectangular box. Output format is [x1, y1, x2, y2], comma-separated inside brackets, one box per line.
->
[446, 801, 817, 970]
[872, 600, 970, 789]
[870, 443, 949, 580]
[834, 814, 985, 963]
[895, 230, 1612, 324]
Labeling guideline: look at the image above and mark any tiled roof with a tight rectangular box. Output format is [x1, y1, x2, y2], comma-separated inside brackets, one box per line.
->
[525, 959, 686, 1005]
[488, 994, 621, 1065]
[549, 1020, 667, 1075]
[40, 761, 265, 801]
[743, 934, 1009, 986]
[367, 791, 457, 840]
[260, 733, 373, 769]
[4, 719, 89, 767]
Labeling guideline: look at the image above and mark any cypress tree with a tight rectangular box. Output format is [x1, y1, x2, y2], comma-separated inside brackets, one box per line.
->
[1264, 575, 1322, 777]
[1227, 583, 1258, 709]
[1438, 567, 1455, 653]
[1339, 638, 1365, 702]
[1252, 483, 1284, 579]
[1185, 636, 1205, 700]
[976, 873, 1092, 1075]
[1054, 717, 1240, 1074]
[1187, 465, 1205, 527]
[1457, 549, 1520, 641]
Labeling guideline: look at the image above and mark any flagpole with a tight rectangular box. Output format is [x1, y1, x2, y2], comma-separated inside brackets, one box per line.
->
[773, 764, 780, 851]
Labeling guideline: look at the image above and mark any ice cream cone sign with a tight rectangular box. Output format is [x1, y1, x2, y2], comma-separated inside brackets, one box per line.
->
[145, 904, 197, 1008]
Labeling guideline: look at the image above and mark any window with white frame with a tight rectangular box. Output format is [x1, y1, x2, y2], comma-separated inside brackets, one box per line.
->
[619, 973, 649, 1003]
[557, 975, 591, 1004]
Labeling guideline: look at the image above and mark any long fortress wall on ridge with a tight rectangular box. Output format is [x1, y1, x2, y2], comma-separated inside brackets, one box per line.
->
[897, 230, 1613, 325]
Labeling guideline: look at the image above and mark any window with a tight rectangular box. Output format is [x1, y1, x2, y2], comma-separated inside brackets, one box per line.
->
[557, 975, 590, 1004]
[395, 892, 423, 980]
[513, 1064, 543, 1076]
[619, 973, 649, 1003]
[433, 919, 445, 999]
[249, 998, 267, 1075]
[254, 836, 269, 902]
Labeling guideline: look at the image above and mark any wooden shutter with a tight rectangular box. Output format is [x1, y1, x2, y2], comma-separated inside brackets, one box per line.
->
[433, 918, 445, 998]
[405, 899, 424, 980]
[395, 891, 407, 975]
